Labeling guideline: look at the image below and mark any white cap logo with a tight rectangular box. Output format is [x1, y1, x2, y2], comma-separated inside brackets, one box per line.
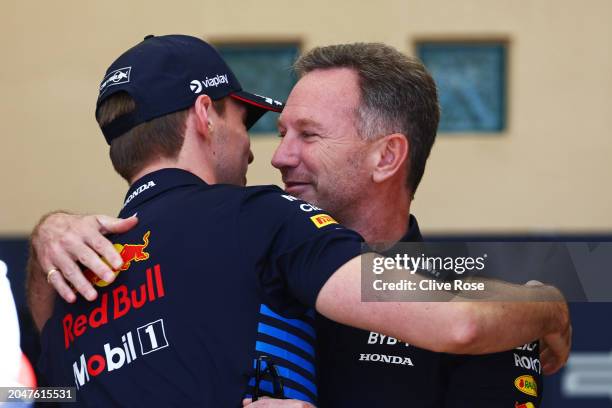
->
[100, 67, 132, 95]
[190, 74, 229, 94]
[190, 80, 203, 94]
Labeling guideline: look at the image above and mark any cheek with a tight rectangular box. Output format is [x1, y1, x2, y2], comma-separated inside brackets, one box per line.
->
[302, 143, 335, 175]
[234, 129, 249, 152]
[326, 146, 368, 185]
[308, 150, 345, 194]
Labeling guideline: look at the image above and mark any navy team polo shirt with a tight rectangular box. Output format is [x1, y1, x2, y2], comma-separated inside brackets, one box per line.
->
[315, 215, 447, 408]
[315, 215, 543, 408]
[39, 168, 362, 407]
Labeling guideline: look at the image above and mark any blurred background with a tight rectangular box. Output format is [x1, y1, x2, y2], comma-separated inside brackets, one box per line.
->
[1, 0, 610, 406]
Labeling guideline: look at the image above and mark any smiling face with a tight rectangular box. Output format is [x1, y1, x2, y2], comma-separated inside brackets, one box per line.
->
[272, 68, 374, 218]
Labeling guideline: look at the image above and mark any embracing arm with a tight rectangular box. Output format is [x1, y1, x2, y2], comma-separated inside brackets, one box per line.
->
[26, 212, 138, 331]
[316, 255, 570, 372]
[26, 245, 57, 332]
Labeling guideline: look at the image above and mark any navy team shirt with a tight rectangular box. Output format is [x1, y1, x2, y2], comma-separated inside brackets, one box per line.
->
[39, 168, 362, 407]
[316, 215, 447, 407]
[316, 215, 542, 408]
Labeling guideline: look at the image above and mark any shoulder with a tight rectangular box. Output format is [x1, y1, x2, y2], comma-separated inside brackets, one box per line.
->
[240, 186, 333, 221]
[238, 186, 355, 237]
[240, 185, 311, 213]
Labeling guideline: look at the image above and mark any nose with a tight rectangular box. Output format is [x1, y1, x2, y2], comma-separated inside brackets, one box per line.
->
[271, 134, 300, 170]
[248, 150, 254, 164]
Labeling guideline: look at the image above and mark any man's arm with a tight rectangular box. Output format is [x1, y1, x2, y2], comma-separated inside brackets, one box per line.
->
[27, 212, 138, 331]
[316, 255, 570, 371]
[26, 247, 57, 331]
[28, 213, 570, 372]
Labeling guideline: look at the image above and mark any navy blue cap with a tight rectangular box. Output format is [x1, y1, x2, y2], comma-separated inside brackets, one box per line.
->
[96, 34, 284, 144]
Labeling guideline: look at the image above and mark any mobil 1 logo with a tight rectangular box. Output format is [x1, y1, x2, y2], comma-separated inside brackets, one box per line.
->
[137, 319, 169, 355]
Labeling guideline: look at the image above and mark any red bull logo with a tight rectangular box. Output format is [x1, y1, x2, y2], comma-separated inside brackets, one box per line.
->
[514, 374, 538, 397]
[64, 264, 166, 349]
[515, 402, 535, 408]
[84, 231, 151, 287]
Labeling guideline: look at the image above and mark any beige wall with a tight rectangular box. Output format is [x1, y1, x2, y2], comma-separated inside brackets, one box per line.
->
[1, 0, 611, 235]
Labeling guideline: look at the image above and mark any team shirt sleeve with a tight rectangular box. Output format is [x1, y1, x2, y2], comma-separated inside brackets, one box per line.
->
[239, 186, 363, 314]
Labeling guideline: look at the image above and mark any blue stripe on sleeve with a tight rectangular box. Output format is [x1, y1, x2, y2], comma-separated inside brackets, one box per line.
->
[252, 360, 317, 396]
[259, 304, 315, 338]
[255, 341, 315, 375]
[258, 323, 315, 356]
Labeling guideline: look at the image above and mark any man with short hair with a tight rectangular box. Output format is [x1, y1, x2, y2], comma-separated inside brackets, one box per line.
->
[28, 38, 570, 407]
[271, 42, 553, 407]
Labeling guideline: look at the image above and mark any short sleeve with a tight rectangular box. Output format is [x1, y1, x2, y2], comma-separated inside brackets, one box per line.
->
[239, 186, 363, 315]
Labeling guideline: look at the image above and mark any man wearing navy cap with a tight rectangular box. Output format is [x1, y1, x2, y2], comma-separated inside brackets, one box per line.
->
[27, 36, 570, 407]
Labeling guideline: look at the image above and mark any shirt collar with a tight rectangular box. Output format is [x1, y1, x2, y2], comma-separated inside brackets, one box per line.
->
[120, 168, 207, 216]
[400, 214, 423, 242]
[376, 214, 423, 258]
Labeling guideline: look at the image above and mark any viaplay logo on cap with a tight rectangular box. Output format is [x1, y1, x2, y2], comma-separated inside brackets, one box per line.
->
[100, 67, 132, 95]
[189, 80, 203, 94]
[189, 74, 229, 94]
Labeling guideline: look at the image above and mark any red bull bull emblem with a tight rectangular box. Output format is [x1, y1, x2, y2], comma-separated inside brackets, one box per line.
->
[515, 402, 535, 408]
[84, 231, 151, 287]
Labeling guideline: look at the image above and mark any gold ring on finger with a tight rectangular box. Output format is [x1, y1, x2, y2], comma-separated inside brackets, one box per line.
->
[46, 268, 60, 284]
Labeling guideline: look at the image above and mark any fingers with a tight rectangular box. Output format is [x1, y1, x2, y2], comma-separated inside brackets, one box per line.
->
[38, 254, 76, 303]
[92, 215, 138, 272]
[540, 328, 571, 375]
[43, 265, 76, 303]
[32, 212, 129, 302]
[58, 222, 116, 286]
[83, 234, 122, 278]
[540, 345, 556, 375]
[53, 249, 97, 301]
[538, 338, 547, 352]
[97, 214, 138, 235]
[95, 215, 138, 270]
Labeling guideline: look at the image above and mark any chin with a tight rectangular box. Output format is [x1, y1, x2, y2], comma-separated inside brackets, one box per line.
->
[297, 190, 318, 205]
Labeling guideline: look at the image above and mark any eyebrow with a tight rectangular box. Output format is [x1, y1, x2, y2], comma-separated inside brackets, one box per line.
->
[277, 117, 325, 131]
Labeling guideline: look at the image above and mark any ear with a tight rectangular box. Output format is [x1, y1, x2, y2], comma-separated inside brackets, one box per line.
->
[193, 94, 213, 137]
[372, 133, 409, 183]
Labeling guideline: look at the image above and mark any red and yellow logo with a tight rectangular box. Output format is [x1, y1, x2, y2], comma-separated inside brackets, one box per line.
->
[310, 214, 338, 228]
[514, 375, 538, 397]
[84, 231, 151, 287]
[515, 402, 535, 408]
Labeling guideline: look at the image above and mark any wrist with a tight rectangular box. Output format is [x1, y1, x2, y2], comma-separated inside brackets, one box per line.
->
[541, 286, 568, 334]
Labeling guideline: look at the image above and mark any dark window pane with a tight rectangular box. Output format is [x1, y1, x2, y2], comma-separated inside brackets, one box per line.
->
[417, 43, 507, 133]
[217, 44, 299, 133]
